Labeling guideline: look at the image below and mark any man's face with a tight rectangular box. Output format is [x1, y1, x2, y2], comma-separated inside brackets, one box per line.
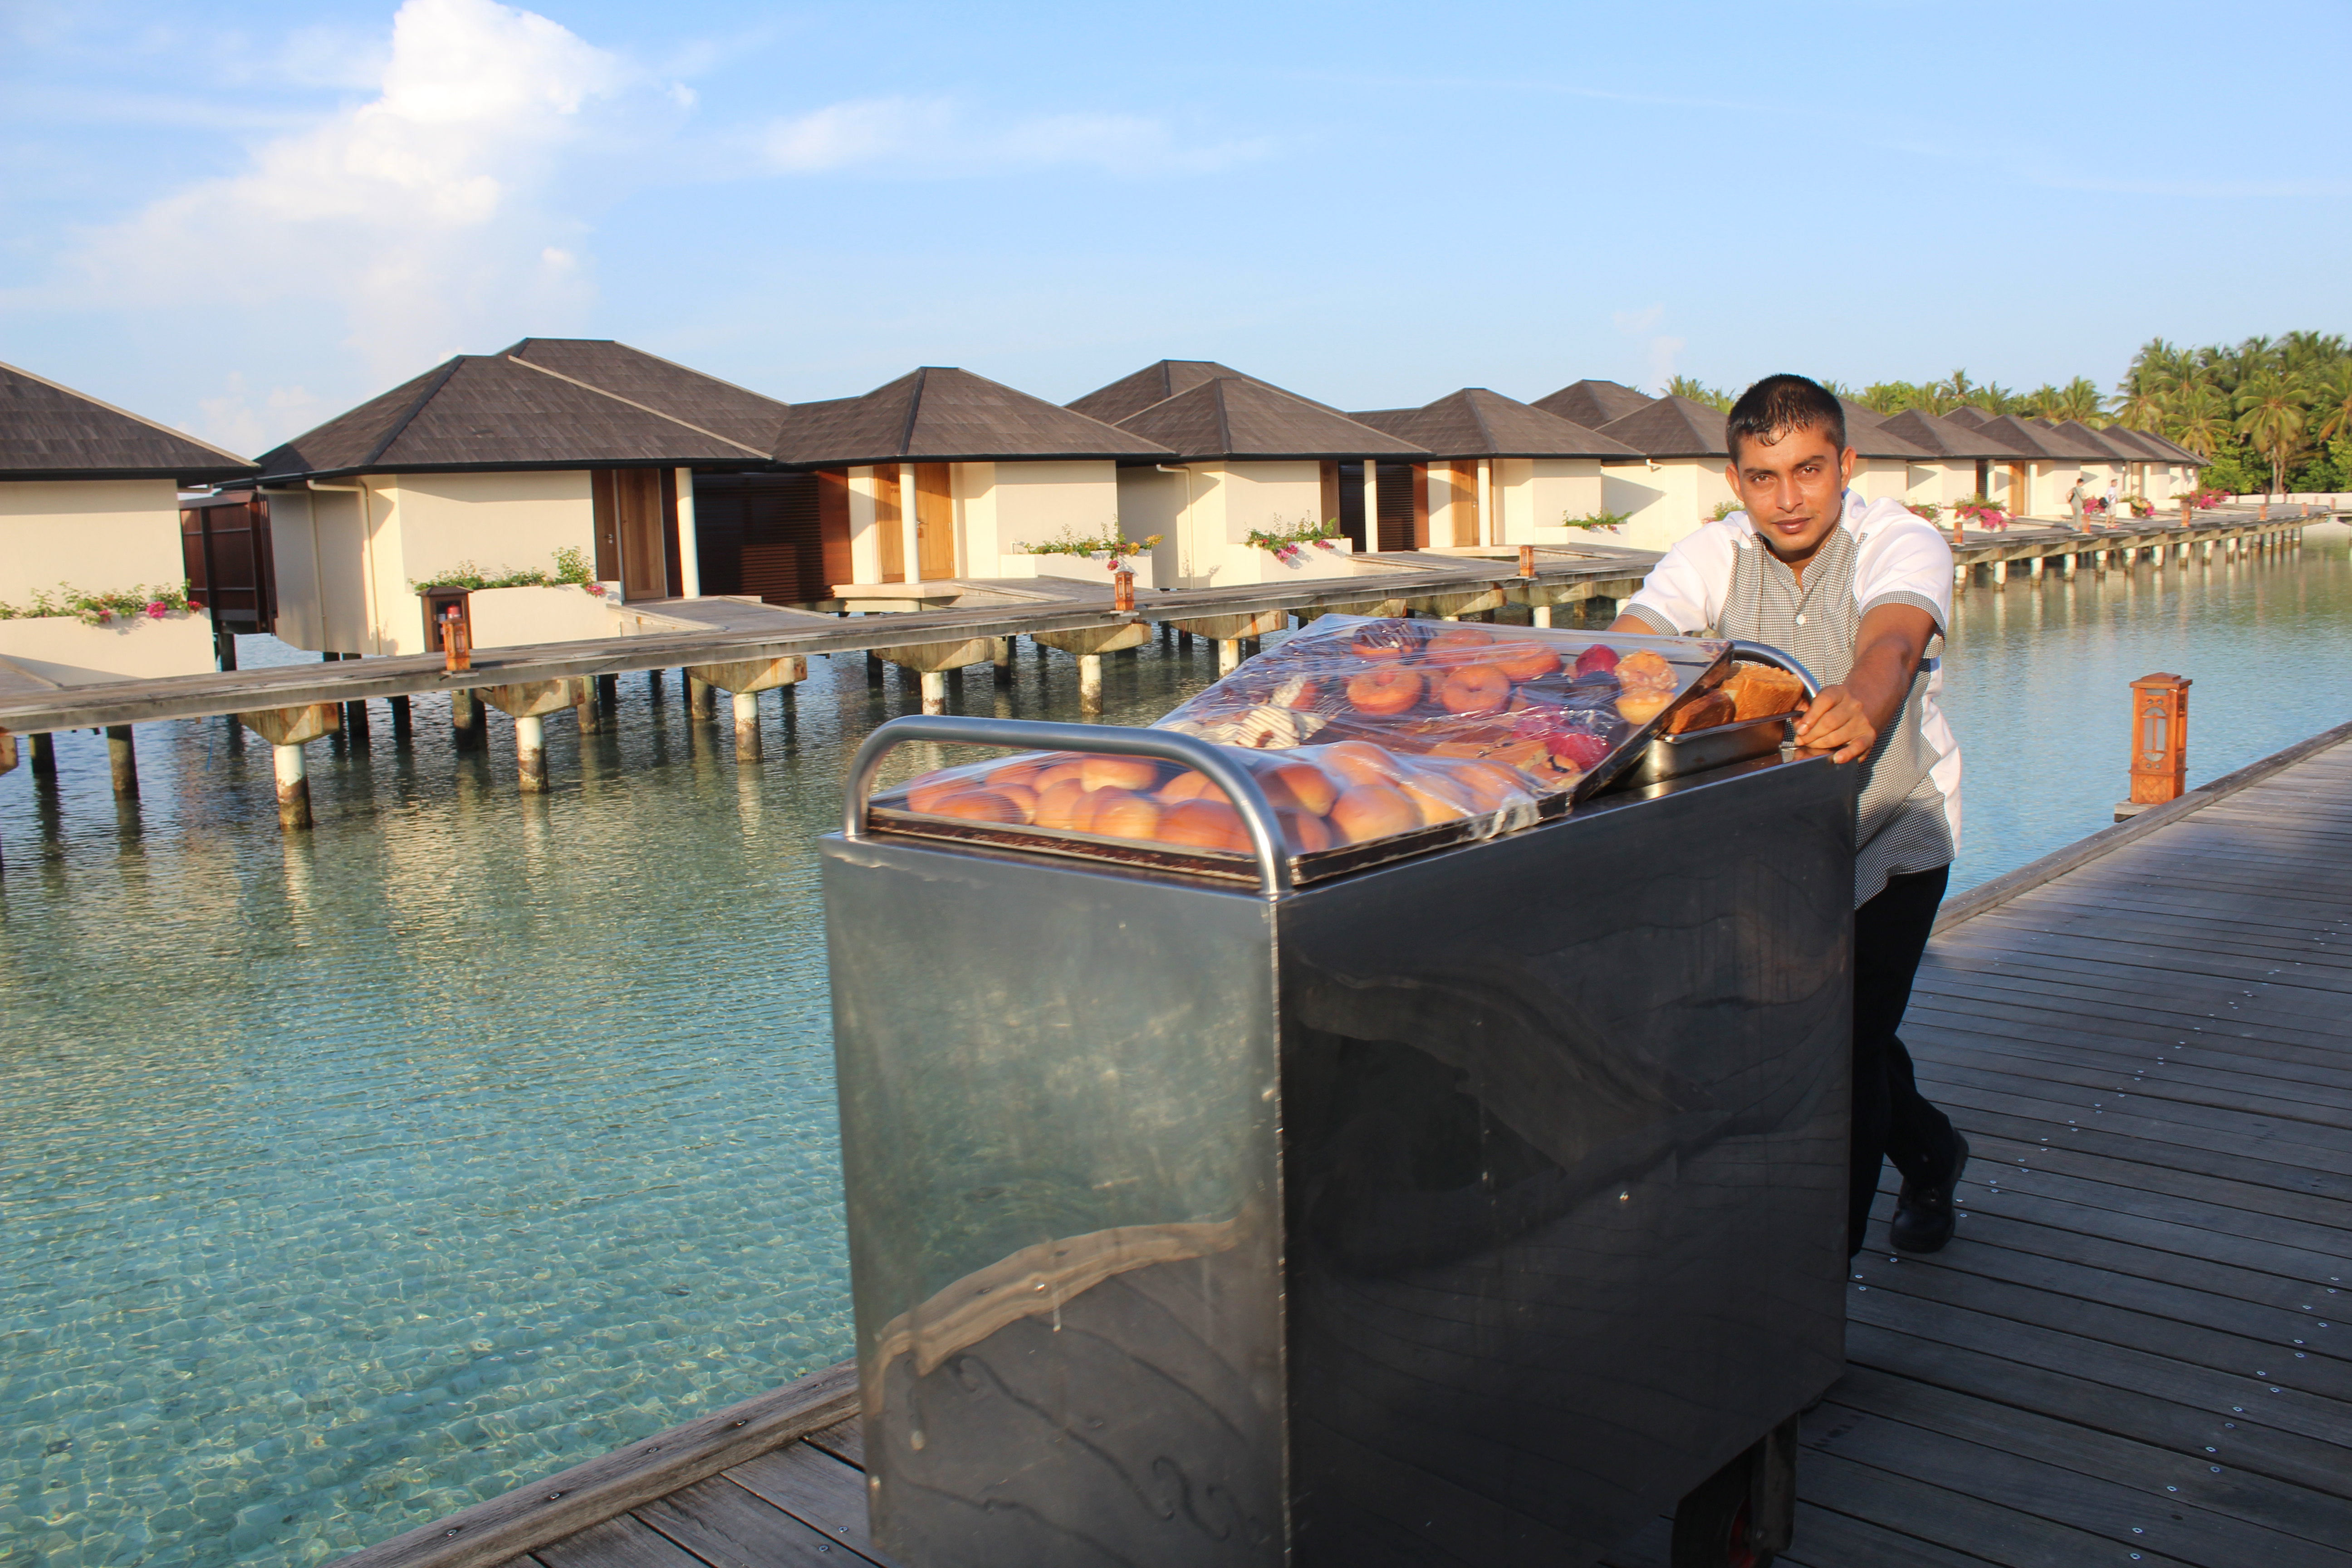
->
[1724, 424, 1855, 562]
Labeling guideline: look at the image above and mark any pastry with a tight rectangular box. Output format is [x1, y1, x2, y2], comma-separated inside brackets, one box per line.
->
[1423, 626, 1493, 666]
[985, 757, 1051, 788]
[931, 789, 1026, 824]
[1347, 666, 1422, 715]
[1661, 688, 1737, 735]
[1489, 640, 1562, 682]
[1329, 783, 1421, 843]
[1616, 648, 1674, 690]
[1263, 760, 1339, 816]
[1092, 794, 1163, 840]
[990, 783, 1039, 822]
[1278, 809, 1333, 853]
[1548, 729, 1610, 771]
[1161, 799, 1249, 852]
[1348, 619, 1423, 661]
[1321, 740, 1402, 788]
[1573, 644, 1620, 678]
[1723, 663, 1806, 720]
[907, 774, 974, 813]
[1438, 664, 1512, 715]
[1081, 756, 1160, 793]
[1156, 769, 1217, 804]
[1615, 689, 1673, 725]
[1033, 779, 1089, 829]
[1394, 767, 1475, 825]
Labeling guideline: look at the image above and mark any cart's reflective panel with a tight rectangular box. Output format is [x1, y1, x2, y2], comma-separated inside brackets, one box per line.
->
[822, 750, 1855, 1566]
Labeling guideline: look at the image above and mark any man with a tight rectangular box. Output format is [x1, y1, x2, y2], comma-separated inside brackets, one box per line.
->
[2068, 473, 2090, 530]
[1612, 373, 1968, 1257]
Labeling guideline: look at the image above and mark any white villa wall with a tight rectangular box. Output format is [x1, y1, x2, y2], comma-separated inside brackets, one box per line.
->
[1126, 461, 1338, 590]
[1602, 460, 1736, 553]
[266, 486, 378, 653]
[846, 466, 889, 584]
[467, 583, 621, 648]
[396, 471, 597, 590]
[0, 609, 216, 686]
[0, 479, 186, 605]
[1850, 458, 1911, 505]
[977, 461, 1122, 565]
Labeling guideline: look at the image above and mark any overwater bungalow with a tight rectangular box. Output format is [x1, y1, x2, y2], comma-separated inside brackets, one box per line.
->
[2091, 422, 2203, 505]
[1939, 407, 2112, 519]
[0, 359, 254, 683]
[1586, 393, 1738, 551]
[1347, 388, 1638, 549]
[1093, 371, 1424, 589]
[1875, 407, 2034, 512]
[1833, 399, 1940, 506]
[246, 338, 788, 654]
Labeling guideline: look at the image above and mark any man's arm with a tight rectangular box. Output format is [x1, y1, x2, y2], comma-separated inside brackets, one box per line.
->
[1788, 603, 1936, 764]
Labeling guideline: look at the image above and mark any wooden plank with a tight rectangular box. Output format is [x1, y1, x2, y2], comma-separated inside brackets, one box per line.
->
[1913, 1046, 2352, 1137]
[1915, 1061, 2352, 1176]
[1905, 1005, 2352, 1098]
[633, 1474, 886, 1568]
[1937, 922, 2352, 996]
[1906, 990, 2352, 1080]
[325, 1360, 858, 1568]
[529, 1514, 707, 1568]
[801, 1417, 863, 1469]
[1793, 1448, 2199, 1568]
[1823, 1362, 2352, 1549]
[722, 1444, 881, 1559]
[1928, 949, 2352, 1029]
[1904, 1123, 2352, 1234]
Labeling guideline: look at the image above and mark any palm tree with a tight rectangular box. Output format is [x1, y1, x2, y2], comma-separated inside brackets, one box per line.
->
[2048, 377, 2106, 424]
[2168, 385, 2231, 458]
[2233, 372, 2306, 496]
[1666, 375, 1732, 411]
[1940, 369, 1976, 406]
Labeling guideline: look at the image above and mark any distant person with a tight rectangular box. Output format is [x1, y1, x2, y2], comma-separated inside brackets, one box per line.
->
[2103, 479, 2119, 521]
[2068, 475, 2090, 530]
[1614, 373, 1969, 1257]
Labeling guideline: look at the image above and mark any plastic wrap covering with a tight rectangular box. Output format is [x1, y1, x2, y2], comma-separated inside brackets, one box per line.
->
[867, 615, 1744, 880]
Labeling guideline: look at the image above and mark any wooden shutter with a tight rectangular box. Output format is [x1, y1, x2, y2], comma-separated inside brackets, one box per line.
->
[1411, 462, 1430, 548]
[818, 469, 852, 591]
[1375, 462, 1416, 552]
[915, 462, 956, 578]
[661, 469, 684, 596]
[873, 465, 904, 583]
[591, 470, 621, 580]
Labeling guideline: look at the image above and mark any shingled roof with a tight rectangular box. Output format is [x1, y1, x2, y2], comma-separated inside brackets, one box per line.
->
[2100, 423, 2203, 466]
[1975, 415, 2111, 462]
[1066, 360, 1337, 426]
[1349, 388, 1638, 460]
[2047, 419, 2154, 464]
[1116, 377, 1424, 462]
[772, 367, 1171, 466]
[1837, 400, 1935, 461]
[502, 338, 788, 451]
[1877, 407, 2029, 461]
[1532, 379, 1656, 430]
[1, 359, 254, 483]
[1593, 394, 1731, 460]
[254, 350, 779, 480]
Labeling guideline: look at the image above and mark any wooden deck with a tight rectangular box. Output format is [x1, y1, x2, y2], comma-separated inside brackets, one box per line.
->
[340, 720, 2352, 1568]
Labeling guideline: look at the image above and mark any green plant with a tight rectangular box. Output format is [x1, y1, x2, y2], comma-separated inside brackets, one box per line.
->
[0, 580, 191, 626]
[1707, 500, 1741, 522]
[412, 548, 603, 593]
[1562, 510, 1630, 531]
[1015, 524, 1163, 560]
[1666, 376, 1733, 411]
[1904, 500, 1943, 522]
[1245, 517, 1342, 554]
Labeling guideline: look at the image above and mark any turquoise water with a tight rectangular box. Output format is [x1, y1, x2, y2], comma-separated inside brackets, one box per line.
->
[2, 530, 2346, 1566]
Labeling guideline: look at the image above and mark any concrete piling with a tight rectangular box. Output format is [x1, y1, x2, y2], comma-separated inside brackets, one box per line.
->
[514, 715, 548, 793]
[1218, 639, 1240, 673]
[688, 675, 715, 719]
[389, 695, 412, 739]
[1078, 654, 1103, 715]
[732, 691, 761, 758]
[1532, 604, 1553, 627]
[480, 679, 588, 794]
[686, 656, 807, 764]
[452, 690, 484, 751]
[274, 744, 311, 830]
[239, 704, 336, 832]
[920, 671, 947, 715]
[992, 638, 1011, 675]
[106, 725, 137, 798]
[31, 732, 55, 778]
[343, 698, 370, 745]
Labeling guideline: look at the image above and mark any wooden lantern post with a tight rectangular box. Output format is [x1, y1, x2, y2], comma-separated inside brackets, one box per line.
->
[2127, 673, 2191, 808]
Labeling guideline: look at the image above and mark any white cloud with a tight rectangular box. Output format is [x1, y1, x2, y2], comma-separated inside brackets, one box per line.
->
[65, 0, 632, 388]
[1646, 336, 1686, 394]
[763, 96, 1265, 177]
[196, 376, 322, 455]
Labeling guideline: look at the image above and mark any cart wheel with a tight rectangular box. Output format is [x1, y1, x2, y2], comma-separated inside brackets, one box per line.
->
[1671, 1415, 1799, 1568]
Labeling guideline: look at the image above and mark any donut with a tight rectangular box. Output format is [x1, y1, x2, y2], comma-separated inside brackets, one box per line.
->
[1423, 626, 1493, 666]
[1348, 619, 1422, 662]
[1156, 769, 1219, 804]
[1573, 643, 1620, 678]
[1439, 664, 1513, 714]
[931, 789, 1026, 824]
[1616, 649, 1675, 690]
[1278, 808, 1333, 853]
[1616, 689, 1673, 725]
[1329, 783, 1422, 844]
[1263, 760, 1339, 817]
[1081, 755, 1160, 793]
[1347, 665, 1423, 716]
[1091, 793, 1163, 841]
[1161, 799, 1249, 853]
[1322, 740, 1402, 788]
[1033, 779, 1090, 830]
[1488, 640, 1562, 682]
[985, 757, 1051, 788]
[907, 773, 976, 813]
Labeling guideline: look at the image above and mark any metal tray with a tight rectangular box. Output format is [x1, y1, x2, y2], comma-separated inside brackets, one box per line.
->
[1612, 712, 1796, 790]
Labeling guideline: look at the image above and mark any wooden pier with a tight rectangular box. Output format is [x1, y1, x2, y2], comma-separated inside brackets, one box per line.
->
[333, 716, 2352, 1568]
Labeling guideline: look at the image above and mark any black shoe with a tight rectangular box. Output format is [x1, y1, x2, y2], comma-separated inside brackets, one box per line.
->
[1890, 1132, 1969, 1254]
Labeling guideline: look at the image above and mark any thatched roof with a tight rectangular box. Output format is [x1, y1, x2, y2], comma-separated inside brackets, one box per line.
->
[1066, 360, 1336, 426]
[1531, 379, 1656, 430]
[773, 367, 1171, 466]
[1349, 388, 1637, 459]
[0, 359, 254, 482]
[1593, 393, 1730, 460]
[254, 346, 781, 480]
[1116, 377, 1424, 462]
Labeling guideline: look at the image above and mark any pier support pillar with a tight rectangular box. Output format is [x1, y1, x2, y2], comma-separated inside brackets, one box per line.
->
[2061, 553, 2076, 577]
[1078, 654, 1104, 715]
[1218, 639, 1241, 673]
[31, 731, 56, 778]
[2029, 555, 2045, 578]
[920, 671, 947, 715]
[577, 684, 602, 733]
[389, 695, 412, 739]
[480, 679, 588, 794]
[238, 704, 336, 832]
[452, 690, 484, 751]
[1028, 623, 1149, 717]
[0, 732, 13, 873]
[514, 714, 548, 793]
[343, 698, 370, 745]
[991, 638, 1011, 675]
[731, 691, 762, 758]
[106, 725, 137, 798]
[1177, 630, 1193, 650]
[688, 675, 716, 719]
[1532, 603, 1553, 627]
[1992, 559, 2008, 583]
[1953, 564, 1968, 586]
[686, 656, 808, 763]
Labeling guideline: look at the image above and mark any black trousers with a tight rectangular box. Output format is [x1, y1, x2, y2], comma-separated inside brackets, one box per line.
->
[1850, 866, 1960, 1255]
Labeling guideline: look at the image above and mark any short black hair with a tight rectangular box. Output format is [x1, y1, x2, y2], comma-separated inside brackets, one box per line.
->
[1725, 374, 1846, 463]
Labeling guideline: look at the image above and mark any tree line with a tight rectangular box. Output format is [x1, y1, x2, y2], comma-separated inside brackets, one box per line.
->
[1662, 331, 2352, 495]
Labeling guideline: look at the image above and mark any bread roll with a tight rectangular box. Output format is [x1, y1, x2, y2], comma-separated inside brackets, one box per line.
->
[1329, 783, 1421, 843]
[1081, 756, 1160, 793]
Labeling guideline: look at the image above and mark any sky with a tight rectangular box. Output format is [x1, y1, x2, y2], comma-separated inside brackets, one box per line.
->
[2, 0, 2346, 456]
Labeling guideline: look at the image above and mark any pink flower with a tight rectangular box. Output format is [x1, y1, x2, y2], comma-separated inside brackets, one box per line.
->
[146, 600, 168, 619]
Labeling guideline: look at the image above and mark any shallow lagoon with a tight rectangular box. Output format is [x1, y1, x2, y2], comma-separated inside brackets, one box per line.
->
[2, 530, 2345, 1565]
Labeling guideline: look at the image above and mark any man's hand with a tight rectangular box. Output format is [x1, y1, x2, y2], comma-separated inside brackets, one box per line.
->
[1790, 603, 1938, 764]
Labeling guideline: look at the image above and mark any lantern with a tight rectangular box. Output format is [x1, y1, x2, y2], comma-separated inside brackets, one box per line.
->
[2127, 673, 2190, 806]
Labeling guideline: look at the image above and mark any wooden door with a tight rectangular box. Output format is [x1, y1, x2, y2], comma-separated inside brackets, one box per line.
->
[1449, 463, 1480, 546]
[872, 466, 905, 583]
[915, 462, 956, 579]
[817, 470, 852, 591]
[599, 468, 669, 600]
[2007, 462, 2028, 517]
[1411, 462, 1431, 548]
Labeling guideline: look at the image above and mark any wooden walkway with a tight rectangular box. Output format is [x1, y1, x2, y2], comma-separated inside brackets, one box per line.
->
[341, 723, 2352, 1568]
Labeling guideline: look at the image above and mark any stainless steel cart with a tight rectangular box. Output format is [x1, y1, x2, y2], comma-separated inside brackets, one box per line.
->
[823, 715, 1856, 1567]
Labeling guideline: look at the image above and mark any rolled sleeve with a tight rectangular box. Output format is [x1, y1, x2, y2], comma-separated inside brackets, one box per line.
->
[1854, 517, 1953, 637]
[1622, 521, 1738, 635]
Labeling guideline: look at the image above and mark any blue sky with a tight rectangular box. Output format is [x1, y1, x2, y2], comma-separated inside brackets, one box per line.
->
[3, 0, 2345, 454]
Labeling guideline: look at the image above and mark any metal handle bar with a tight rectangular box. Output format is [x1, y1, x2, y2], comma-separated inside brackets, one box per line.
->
[842, 715, 1294, 897]
[1725, 640, 1822, 700]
